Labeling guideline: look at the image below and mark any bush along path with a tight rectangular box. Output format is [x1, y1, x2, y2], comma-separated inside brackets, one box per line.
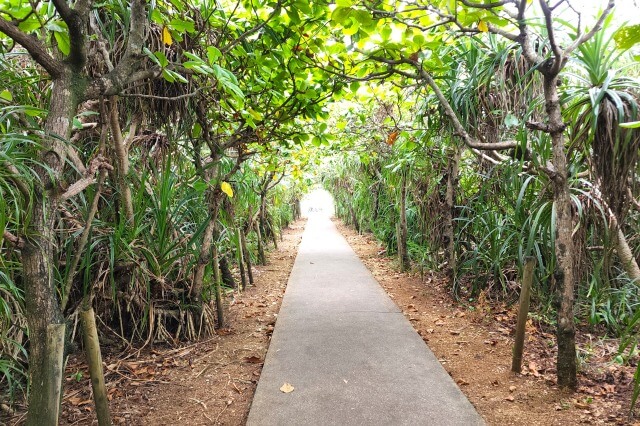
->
[9, 220, 306, 426]
[336, 220, 637, 425]
[247, 214, 483, 425]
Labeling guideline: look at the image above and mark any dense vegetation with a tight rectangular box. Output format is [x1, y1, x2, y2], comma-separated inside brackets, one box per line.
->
[0, 0, 639, 423]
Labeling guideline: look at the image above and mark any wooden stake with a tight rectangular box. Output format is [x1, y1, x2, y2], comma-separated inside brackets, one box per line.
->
[240, 229, 254, 285]
[80, 302, 111, 426]
[512, 257, 536, 373]
[238, 228, 247, 291]
[46, 323, 66, 426]
[213, 245, 224, 328]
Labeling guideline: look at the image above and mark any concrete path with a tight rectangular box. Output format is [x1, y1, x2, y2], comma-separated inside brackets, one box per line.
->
[247, 214, 484, 425]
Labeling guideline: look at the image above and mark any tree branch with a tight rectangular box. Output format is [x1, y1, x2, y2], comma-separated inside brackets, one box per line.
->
[83, 0, 153, 100]
[409, 59, 517, 150]
[2, 162, 31, 199]
[51, 0, 91, 70]
[61, 155, 113, 200]
[3, 230, 24, 249]
[0, 19, 63, 77]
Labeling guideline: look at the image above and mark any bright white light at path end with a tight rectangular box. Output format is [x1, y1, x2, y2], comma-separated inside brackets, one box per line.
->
[301, 189, 335, 218]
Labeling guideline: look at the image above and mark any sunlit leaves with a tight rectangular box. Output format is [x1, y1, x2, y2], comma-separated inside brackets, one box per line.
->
[614, 24, 640, 50]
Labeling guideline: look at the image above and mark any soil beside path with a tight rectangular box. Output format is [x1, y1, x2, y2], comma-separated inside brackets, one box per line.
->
[335, 219, 636, 425]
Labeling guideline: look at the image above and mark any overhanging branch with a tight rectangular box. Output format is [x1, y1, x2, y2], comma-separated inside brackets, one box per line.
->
[0, 19, 63, 77]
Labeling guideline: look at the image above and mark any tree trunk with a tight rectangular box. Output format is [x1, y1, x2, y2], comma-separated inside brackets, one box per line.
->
[443, 147, 460, 283]
[398, 170, 410, 272]
[544, 72, 577, 390]
[192, 187, 222, 301]
[350, 205, 360, 233]
[219, 255, 236, 289]
[610, 214, 640, 283]
[238, 229, 248, 290]
[212, 245, 224, 328]
[256, 221, 267, 265]
[109, 98, 135, 224]
[24, 74, 77, 426]
[268, 217, 278, 249]
[240, 228, 254, 285]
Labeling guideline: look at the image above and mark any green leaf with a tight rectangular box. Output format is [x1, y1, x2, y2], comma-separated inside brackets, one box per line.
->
[620, 121, 640, 129]
[331, 6, 352, 24]
[53, 31, 70, 55]
[207, 46, 221, 63]
[614, 24, 640, 50]
[287, 7, 301, 24]
[154, 51, 169, 68]
[169, 18, 195, 33]
[0, 90, 13, 102]
[192, 123, 202, 138]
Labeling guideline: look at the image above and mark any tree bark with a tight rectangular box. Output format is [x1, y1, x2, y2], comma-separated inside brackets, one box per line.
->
[238, 228, 248, 290]
[256, 220, 267, 265]
[240, 228, 254, 285]
[443, 147, 460, 283]
[543, 71, 577, 390]
[398, 170, 410, 271]
[212, 245, 224, 328]
[219, 255, 236, 289]
[109, 98, 135, 224]
[192, 194, 222, 301]
[610, 215, 640, 283]
[80, 301, 111, 426]
[24, 74, 77, 426]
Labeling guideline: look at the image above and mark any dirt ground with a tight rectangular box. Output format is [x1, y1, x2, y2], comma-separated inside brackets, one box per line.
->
[335, 219, 639, 425]
[6, 217, 639, 425]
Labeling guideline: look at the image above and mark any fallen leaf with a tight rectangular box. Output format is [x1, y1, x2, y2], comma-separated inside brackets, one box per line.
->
[505, 395, 515, 402]
[509, 385, 517, 392]
[243, 356, 262, 364]
[280, 383, 294, 393]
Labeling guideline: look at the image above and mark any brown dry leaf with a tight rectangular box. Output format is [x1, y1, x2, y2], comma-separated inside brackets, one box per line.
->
[450, 330, 461, 336]
[509, 385, 517, 392]
[528, 361, 541, 377]
[435, 320, 445, 326]
[244, 356, 263, 364]
[280, 383, 294, 393]
[505, 395, 515, 402]
[386, 131, 399, 145]
[68, 396, 92, 406]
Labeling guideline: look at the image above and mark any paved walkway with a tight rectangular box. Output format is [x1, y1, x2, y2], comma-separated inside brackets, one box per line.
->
[247, 215, 484, 425]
